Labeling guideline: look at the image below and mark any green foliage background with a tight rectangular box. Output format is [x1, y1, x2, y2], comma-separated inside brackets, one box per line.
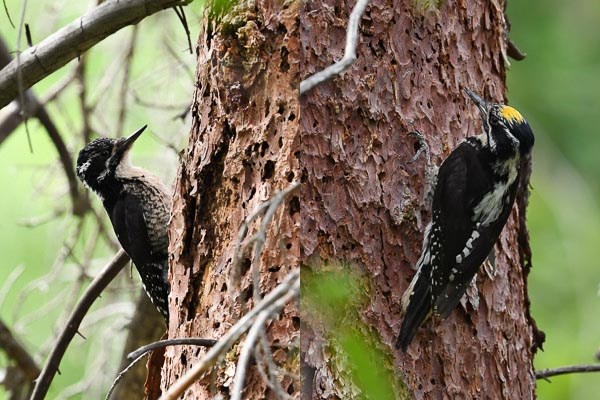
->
[0, 0, 599, 399]
[508, 1, 600, 398]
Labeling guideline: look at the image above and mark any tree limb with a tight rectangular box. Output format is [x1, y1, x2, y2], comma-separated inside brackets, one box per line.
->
[29, 250, 130, 400]
[0, 0, 192, 109]
[536, 364, 600, 380]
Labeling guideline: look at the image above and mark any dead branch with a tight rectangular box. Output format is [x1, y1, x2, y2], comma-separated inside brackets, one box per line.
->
[0, 318, 40, 381]
[173, 6, 193, 54]
[536, 364, 600, 380]
[299, 0, 371, 94]
[126, 338, 218, 361]
[30, 250, 130, 400]
[0, 0, 192, 109]
[159, 268, 300, 400]
[231, 310, 280, 400]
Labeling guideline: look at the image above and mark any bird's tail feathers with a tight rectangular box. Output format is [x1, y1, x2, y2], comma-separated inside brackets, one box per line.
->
[396, 267, 432, 351]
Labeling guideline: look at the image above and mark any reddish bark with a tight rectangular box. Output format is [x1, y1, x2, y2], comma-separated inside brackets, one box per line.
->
[300, 0, 540, 398]
[159, 1, 301, 398]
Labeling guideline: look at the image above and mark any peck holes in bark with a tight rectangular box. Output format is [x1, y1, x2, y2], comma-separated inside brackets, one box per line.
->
[286, 171, 295, 182]
[288, 196, 300, 216]
[292, 316, 300, 330]
[262, 160, 275, 180]
[280, 46, 290, 72]
[180, 353, 187, 366]
[260, 141, 269, 157]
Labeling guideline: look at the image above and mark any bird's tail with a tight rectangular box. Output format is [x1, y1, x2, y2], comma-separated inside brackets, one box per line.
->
[395, 267, 432, 351]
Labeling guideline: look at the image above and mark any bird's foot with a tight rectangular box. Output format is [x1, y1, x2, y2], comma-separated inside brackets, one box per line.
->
[408, 131, 438, 208]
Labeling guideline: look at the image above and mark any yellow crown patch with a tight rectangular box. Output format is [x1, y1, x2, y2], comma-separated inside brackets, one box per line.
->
[500, 106, 524, 124]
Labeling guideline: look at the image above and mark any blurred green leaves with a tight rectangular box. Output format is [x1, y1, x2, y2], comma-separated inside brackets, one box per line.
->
[507, 2, 600, 398]
[302, 264, 407, 400]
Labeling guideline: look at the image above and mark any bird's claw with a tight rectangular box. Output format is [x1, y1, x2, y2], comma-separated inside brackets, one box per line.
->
[407, 131, 431, 164]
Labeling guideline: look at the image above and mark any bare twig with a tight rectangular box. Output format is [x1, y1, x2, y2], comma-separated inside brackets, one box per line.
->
[173, 5, 193, 54]
[231, 311, 276, 400]
[230, 182, 300, 297]
[0, 0, 193, 109]
[2, 0, 14, 28]
[15, 0, 33, 153]
[536, 364, 600, 380]
[30, 250, 130, 400]
[127, 338, 217, 361]
[159, 268, 300, 400]
[0, 318, 40, 381]
[104, 352, 147, 400]
[254, 334, 292, 399]
[299, 0, 371, 95]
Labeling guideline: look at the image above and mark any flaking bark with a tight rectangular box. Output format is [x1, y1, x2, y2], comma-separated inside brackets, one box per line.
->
[158, 0, 300, 398]
[300, 0, 539, 398]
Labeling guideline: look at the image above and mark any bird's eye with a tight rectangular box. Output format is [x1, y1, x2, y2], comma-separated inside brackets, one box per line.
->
[489, 112, 500, 126]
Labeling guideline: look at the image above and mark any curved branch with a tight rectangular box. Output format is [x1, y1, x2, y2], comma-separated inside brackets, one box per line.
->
[127, 338, 218, 361]
[0, 0, 192, 109]
[30, 250, 130, 400]
[299, 0, 371, 95]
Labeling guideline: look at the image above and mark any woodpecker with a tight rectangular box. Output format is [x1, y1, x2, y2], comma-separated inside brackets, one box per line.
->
[76, 126, 171, 320]
[396, 90, 534, 351]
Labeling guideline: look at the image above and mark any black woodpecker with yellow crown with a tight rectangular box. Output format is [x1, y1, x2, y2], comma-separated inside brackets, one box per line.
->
[396, 89, 535, 351]
[76, 126, 171, 320]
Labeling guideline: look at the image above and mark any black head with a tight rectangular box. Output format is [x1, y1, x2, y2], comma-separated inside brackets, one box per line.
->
[465, 89, 534, 156]
[76, 125, 147, 193]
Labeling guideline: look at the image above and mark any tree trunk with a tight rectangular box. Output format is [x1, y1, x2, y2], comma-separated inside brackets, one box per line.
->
[156, 0, 300, 398]
[300, 0, 542, 398]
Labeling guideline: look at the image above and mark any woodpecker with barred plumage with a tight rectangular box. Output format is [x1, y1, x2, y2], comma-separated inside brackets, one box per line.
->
[396, 90, 535, 351]
[76, 126, 171, 320]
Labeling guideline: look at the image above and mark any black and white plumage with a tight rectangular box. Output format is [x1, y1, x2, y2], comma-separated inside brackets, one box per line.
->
[396, 90, 535, 351]
[76, 126, 171, 320]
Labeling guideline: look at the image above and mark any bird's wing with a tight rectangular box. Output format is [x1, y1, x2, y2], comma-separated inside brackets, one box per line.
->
[110, 191, 154, 267]
[430, 142, 495, 317]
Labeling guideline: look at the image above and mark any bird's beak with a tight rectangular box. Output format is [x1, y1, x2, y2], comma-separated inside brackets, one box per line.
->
[119, 125, 147, 151]
[464, 89, 489, 117]
[464, 89, 490, 132]
[113, 125, 147, 158]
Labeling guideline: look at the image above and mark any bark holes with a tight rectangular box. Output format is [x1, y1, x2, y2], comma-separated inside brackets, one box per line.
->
[262, 160, 275, 180]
